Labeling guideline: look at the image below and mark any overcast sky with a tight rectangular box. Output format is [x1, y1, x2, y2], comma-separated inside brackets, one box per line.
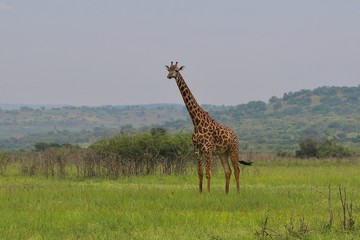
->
[1, 1, 359, 106]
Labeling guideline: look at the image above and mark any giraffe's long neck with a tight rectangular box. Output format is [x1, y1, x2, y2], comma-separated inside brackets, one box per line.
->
[175, 74, 207, 126]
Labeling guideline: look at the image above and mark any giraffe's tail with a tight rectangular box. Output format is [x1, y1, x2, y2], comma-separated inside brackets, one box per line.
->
[239, 160, 253, 166]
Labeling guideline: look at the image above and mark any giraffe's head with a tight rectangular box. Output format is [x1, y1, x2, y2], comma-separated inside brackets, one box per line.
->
[165, 61, 185, 79]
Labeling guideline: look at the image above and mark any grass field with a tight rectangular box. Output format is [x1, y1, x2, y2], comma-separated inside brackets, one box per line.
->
[0, 159, 359, 239]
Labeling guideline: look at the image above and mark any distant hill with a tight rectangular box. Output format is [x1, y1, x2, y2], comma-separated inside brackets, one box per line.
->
[206, 85, 360, 152]
[0, 104, 68, 110]
[0, 104, 189, 150]
[1, 86, 359, 152]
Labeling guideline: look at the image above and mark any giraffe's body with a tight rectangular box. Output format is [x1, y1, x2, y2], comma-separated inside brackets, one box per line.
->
[165, 62, 250, 193]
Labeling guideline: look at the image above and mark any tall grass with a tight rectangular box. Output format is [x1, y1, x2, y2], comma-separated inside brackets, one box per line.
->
[0, 158, 359, 239]
[4, 132, 195, 178]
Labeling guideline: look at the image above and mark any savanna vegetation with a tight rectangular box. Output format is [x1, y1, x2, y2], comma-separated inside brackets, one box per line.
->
[0, 128, 353, 179]
[1, 85, 359, 239]
[1, 86, 360, 153]
[0, 131, 359, 239]
[1, 149, 359, 239]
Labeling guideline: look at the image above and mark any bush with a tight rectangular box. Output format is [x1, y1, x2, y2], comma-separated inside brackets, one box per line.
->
[295, 137, 319, 158]
[34, 142, 78, 152]
[0, 152, 9, 175]
[12, 131, 194, 179]
[296, 137, 352, 158]
[91, 131, 194, 176]
[318, 138, 352, 158]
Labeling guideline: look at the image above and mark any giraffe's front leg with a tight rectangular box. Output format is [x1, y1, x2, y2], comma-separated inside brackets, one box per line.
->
[194, 150, 203, 193]
[205, 150, 212, 193]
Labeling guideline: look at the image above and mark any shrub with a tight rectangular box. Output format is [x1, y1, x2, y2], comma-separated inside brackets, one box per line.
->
[296, 137, 319, 158]
[91, 131, 194, 176]
[296, 137, 352, 158]
[0, 152, 9, 175]
[318, 138, 351, 158]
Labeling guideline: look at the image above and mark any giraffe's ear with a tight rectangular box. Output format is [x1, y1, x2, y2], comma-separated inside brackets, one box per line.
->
[179, 66, 185, 71]
[165, 65, 170, 70]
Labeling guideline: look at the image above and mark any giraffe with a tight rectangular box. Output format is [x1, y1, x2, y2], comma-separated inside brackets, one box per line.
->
[165, 61, 252, 193]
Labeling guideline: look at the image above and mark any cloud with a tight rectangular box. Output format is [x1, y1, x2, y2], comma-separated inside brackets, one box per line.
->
[0, 2, 12, 12]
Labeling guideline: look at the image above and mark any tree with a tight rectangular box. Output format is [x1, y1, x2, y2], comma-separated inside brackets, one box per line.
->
[295, 137, 352, 158]
[269, 96, 280, 103]
[318, 137, 351, 158]
[296, 137, 319, 158]
[151, 127, 167, 136]
[34, 142, 50, 152]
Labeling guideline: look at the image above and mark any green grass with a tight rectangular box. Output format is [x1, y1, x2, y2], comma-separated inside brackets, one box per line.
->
[1, 159, 359, 239]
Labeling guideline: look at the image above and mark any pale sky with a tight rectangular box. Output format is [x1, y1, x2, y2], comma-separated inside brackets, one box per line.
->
[1, 1, 359, 106]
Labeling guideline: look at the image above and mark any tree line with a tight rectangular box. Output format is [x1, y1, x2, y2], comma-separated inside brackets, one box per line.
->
[1, 86, 360, 152]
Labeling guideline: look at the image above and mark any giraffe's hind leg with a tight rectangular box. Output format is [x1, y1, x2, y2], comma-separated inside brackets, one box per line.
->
[219, 154, 231, 194]
[230, 151, 240, 193]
